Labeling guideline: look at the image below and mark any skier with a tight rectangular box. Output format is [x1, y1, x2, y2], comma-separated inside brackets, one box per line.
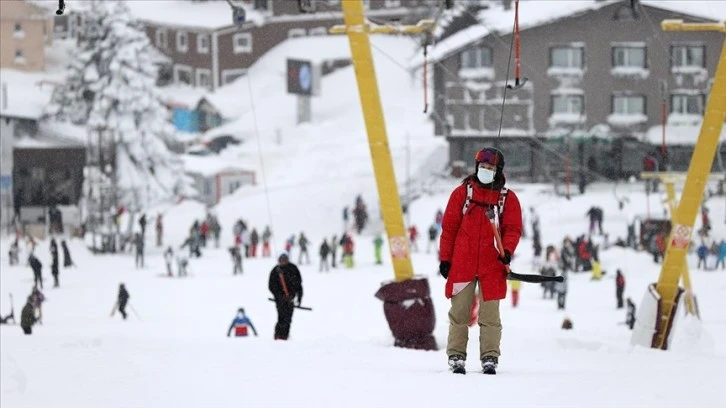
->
[298, 232, 310, 265]
[50, 238, 60, 287]
[155, 213, 163, 247]
[250, 228, 259, 257]
[210, 216, 221, 248]
[717, 240, 726, 270]
[29, 253, 43, 289]
[341, 233, 355, 268]
[319, 238, 330, 272]
[284, 235, 295, 256]
[529, 207, 540, 237]
[435, 209, 443, 233]
[427, 224, 438, 254]
[555, 270, 568, 310]
[586, 206, 604, 236]
[509, 279, 520, 308]
[342, 206, 349, 231]
[408, 225, 419, 252]
[229, 246, 243, 275]
[262, 226, 272, 257]
[268, 253, 303, 340]
[373, 233, 384, 265]
[139, 213, 147, 238]
[8, 238, 19, 266]
[176, 253, 189, 277]
[330, 234, 338, 268]
[616, 269, 625, 309]
[20, 296, 36, 335]
[61, 240, 74, 268]
[134, 232, 144, 269]
[114, 284, 130, 320]
[227, 308, 258, 337]
[164, 246, 175, 277]
[439, 148, 522, 375]
[626, 298, 636, 330]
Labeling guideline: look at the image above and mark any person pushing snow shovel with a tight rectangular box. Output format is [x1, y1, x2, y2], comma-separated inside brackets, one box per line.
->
[439, 147, 523, 375]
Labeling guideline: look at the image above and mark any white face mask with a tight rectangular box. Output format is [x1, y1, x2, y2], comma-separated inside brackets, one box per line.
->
[477, 168, 495, 184]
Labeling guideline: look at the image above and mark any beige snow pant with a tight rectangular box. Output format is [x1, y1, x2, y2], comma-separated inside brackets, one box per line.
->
[446, 280, 502, 360]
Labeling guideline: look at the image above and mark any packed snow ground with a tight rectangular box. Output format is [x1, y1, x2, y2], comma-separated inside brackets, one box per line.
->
[1, 180, 725, 408]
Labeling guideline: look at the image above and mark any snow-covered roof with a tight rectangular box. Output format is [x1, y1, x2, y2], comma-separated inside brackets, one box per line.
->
[159, 84, 206, 109]
[411, 0, 725, 68]
[125, 0, 266, 30]
[201, 36, 367, 125]
[0, 69, 55, 120]
[14, 121, 86, 149]
[645, 123, 726, 146]
[182, 154, 252, 177]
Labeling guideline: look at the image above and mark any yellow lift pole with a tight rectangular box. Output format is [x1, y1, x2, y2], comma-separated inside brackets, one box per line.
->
[329, 1, 434, 281]
[652, 20, 726, 349]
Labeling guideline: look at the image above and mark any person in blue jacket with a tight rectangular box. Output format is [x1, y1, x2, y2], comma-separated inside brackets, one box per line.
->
[227, 308, 258, 337]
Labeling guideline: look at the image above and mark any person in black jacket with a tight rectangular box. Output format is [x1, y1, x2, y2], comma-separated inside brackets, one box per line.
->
[21, 296, 36, 335]
[61, 240, 74, 267]
[50, 238, 59, 287]
[268, 253, 303, 340]
[115, 284, 130, 320]
[29, 253, 43, 289]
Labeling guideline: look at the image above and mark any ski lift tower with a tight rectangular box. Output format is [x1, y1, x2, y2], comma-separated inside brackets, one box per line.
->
[631, 20, 725, 351]
[298, 0, 444, 350]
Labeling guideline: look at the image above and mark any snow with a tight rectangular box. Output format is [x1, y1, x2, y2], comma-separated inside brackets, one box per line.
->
[611, 66, 650, 79]
[159, 84, 205, 109]
[547, 66, 585, 77]
[181, 154, 251, 177]
[667, 113, 705, 126]
[2, 180, 726, 407]
[459, 67, 495, 80]
[644, 123, 726, 146]
[607, 113, 648, 126]
[0, 70, 55, 120]
[548, 113, 586, 126]
[125, 0, 266, 30]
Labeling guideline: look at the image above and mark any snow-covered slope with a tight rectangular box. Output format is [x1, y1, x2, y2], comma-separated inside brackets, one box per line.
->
[2, 181, 725, 408]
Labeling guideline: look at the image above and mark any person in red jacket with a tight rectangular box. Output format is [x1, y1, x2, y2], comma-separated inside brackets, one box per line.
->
[439, 147, 523, 375]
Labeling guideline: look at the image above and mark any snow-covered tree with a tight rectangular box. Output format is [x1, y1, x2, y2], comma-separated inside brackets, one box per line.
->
[45, 0, 189, 209]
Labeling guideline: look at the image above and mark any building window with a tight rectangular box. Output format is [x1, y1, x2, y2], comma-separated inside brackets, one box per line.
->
[176, 31, 188, 53]
[196, 69, 212, 90]
[14, 49, 26, 64]
[174, 65, 193, 85]
[612, 46, 646, 68]
[222, 69, 248, 85]
[309, 27, 328, 36]
[288, 28, 306, 39]
[156, 29, 167, 49]
[385, 0, 402, 7]
[612, 95, 645, 115]
[671, 93, 704, 115]
[233, 32, 252, 54]
[254, 0, 269, 10]
[460, 46, 492, 69]
[13, 22, 25, 39]
[671, 45, 705, 69]
[551, 94, 584, 115]
[197, 33, 210, 54]
[550, 46, 584, 68]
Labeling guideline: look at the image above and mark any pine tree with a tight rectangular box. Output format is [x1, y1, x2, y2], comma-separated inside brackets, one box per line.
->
[45, 0, 188, 208]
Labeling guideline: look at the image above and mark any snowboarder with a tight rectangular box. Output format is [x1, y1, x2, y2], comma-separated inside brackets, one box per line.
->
[114, 284, 130, 320]
[156, 213, 163, 247]
[616, 269, 625, 309]
[29, 253, 43, 289]
[439, 148, 523, 375]
[373, 233, 384, 265]
[164, 246, 174, 277]
[50, 238, 59, 287]
[319, 238, 330, 272]
[262, 226, 272, 257]
[427, 224, 438, 254]
[20, 296, 36, 335]
[298, 232, 310, 265]
[61, 240, 74, 268]
[227, 308, 258, 337]
[229, 246, 243, 275]
[134, 232, 145, 269]
[268, 253, 303, 340]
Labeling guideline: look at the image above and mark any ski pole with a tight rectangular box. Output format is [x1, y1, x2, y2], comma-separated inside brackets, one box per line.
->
[486, 209, 563, 283]
[128, 303, 143, 321]
[267, 298, 313, 311]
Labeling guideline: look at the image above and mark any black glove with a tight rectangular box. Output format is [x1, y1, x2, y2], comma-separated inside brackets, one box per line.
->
[498, 250, 512, 265]
[439, 261, 451, 279]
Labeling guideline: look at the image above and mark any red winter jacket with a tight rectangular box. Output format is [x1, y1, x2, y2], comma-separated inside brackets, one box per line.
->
[439, 176, 522, 300]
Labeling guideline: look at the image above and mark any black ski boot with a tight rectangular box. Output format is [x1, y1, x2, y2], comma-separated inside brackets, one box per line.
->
[448, 355, 466, 374]
[481, 355, 498, 375]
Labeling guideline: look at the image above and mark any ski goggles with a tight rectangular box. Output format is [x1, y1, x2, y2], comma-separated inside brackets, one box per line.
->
[475, 149, 500, 165]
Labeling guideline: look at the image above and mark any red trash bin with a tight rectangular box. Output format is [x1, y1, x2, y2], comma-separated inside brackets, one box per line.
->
[374, 276, 438, 351]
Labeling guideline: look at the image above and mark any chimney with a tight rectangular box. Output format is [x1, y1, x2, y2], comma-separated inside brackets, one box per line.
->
[502, 0, 512, 10]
